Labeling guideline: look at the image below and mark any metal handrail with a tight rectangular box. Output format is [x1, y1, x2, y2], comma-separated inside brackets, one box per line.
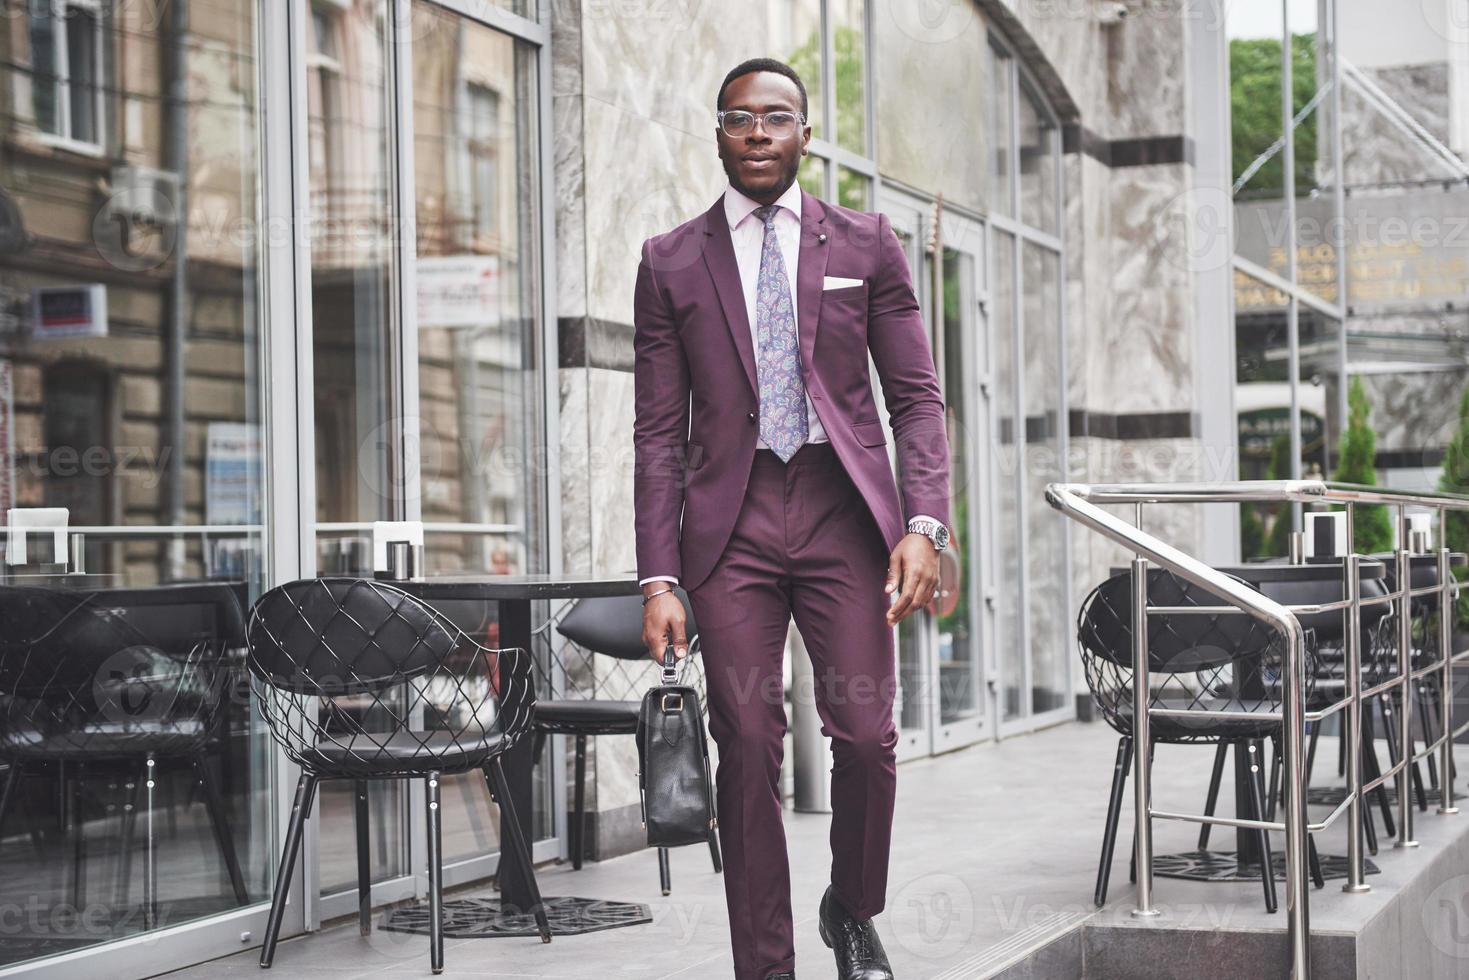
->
[1046, 479, 1469, 980]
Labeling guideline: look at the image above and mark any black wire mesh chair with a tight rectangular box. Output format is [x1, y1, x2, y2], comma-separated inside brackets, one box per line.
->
[1078, 568, 1324, 912]
[247, 578, 548, 974]
[538, 592, 721, 895]
[0, 584, 248, 922]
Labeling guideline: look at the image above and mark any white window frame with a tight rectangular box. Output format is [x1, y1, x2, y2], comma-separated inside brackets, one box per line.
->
[29, 0, 106, 156]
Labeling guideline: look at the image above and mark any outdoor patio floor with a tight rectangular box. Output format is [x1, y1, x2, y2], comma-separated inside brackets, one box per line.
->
[158, 719, 1464, 979]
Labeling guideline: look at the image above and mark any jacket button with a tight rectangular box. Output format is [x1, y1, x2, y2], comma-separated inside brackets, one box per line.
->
[747, 411, 756, 423]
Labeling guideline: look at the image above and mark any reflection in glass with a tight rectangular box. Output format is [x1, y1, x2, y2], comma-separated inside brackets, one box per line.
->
[412, 3, 542, 579]
[1018, 81, 1057, 234]
[837, 167, 870, 211]
[779, 0, 824, 142]
[0, 0, 270, 966]
[798, 154, 827, 200]
[989, 43, 1013, 216]
[1022, 243, 1066, 714]
[832, 0, 867, 155]
[305, 0, 411, 894]
[992, 233, 1023, 721]
[938, 247, 978, 725]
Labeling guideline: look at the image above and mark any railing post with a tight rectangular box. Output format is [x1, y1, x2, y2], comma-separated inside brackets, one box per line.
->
[1282, 620, 1311, 980]
[1342, 546, 1370, 892]
[1439, 505, 1458, 816]
[1396, 505, 1419, 848]
[1130, 556, 1159, 918]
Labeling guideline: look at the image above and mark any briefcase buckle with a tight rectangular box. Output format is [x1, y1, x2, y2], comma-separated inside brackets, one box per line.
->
[661, 691, 684, 713]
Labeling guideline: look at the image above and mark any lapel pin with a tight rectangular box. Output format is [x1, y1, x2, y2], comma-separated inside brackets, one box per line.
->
[818, 233, 827, 243]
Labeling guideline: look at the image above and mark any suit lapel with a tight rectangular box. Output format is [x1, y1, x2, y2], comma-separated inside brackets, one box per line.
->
[701, 199, 759, 396]
[795, 190, 830, 385]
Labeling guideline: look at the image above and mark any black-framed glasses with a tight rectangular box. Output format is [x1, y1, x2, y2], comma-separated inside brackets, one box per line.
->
[716, 109, 805, 140]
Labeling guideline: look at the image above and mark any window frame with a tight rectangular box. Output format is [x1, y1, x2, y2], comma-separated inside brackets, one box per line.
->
[28, 0, 106, 155]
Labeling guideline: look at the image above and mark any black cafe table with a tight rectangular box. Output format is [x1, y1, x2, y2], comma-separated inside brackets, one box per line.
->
[388, 573, 652, 937]
[1110, 558, 1389, 883]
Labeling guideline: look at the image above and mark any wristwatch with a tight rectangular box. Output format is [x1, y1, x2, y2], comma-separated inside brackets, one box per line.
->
[907, 518, 950, 552]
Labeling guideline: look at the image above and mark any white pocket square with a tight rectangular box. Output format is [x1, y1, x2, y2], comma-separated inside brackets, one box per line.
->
[822, 275, 864, 290]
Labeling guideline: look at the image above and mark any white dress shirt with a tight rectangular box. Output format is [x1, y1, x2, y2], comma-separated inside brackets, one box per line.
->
[639, 183, 937, 588]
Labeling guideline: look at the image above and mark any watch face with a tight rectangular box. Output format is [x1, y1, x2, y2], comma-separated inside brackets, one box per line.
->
[934, 524, 951, 550]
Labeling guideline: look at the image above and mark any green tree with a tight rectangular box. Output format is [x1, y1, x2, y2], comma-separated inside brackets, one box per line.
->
[1437, 385, 1469, 623]
[1332, 377, 1393, 553]
[1230, 34, 1319, 195]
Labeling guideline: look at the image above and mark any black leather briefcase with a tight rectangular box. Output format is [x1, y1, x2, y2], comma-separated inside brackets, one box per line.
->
[635, 657, 717, 848]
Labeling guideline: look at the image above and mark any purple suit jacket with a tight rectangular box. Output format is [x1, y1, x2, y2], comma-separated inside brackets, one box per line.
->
[632, 189, 951, 591]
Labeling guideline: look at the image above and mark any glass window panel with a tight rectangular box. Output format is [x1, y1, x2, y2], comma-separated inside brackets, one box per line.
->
[27, 6, 58, 134]
[837, 166, 869, 211]
[0, 2, 271, 964]
[65, 7, 98, 144]
[1018, 80, 1057, 234]
[1233, 266, 1294, 557]
[797, 153, 826, 199]
[988, 43, 1013, 218]
[1022, 242, 1065, 714]
[412, 2, 541, 581]
[306, 0, 410, 892]
[992, 232, 1022, 721]
[779, 0, 824, 142]
[832, 0, 866, 155]
[938, 244, 979, 726]
[411, 0, 548, 865]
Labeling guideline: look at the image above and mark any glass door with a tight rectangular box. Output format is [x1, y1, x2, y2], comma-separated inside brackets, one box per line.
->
[877, 188, 996, 757]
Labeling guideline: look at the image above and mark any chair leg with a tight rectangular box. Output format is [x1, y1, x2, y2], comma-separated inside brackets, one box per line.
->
[572, 735, 587, 871]
[1266, 738, 1284, 824]
[1246, 740, 1277, 914]
[1364, 699, 1396, 839]
[1096, 736, 1132, 908]
[1380, 694, 1429, 813]
[1199, 741, 1227, 851]
[355, 780, 371, 935]
[1308, 833, 1325, 889]
[114, 769, 141, 909]
[0, 764, 19, 849]
[657, 847, 672, 896]
[260, 773, 319, 969]
[1419, 682, 1440, 792]
[1304, 719, 1322, 786]
[193, 754, 249, 905]
[427, 772, 444, 976]
[485, 757, 551, 943]
[69, 765, 86, 910]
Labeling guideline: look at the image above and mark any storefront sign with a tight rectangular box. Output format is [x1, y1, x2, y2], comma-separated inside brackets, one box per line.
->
[205, 422, 261, 525]
[30, 284, 107, 339]
[416, 255, 501, 329]
[1238, 406, 1325, 458]
[1234, 185, 1469, 312]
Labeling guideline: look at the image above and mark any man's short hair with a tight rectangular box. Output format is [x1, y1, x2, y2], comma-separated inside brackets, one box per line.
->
[716, 58, 809, 119]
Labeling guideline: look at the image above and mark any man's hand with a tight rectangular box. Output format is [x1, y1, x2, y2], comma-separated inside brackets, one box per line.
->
[642, 583, 688, 665]
[885, 532, 940, 625]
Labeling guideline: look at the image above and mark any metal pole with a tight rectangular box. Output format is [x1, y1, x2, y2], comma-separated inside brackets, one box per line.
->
[1396, 505, 1419, 847]
[1439, 505, 1459, 816]
[1130, 556, 1159, 917]
[1283, 621, 1312, 980]
[1342, 544, 1370, 891]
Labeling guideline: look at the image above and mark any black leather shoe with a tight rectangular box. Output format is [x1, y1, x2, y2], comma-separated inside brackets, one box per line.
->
[818, 886, 894, 980]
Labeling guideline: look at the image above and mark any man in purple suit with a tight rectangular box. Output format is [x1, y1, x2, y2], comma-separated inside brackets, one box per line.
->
[633, 58, 951, 980]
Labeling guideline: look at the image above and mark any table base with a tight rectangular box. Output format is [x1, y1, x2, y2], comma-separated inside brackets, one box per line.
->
[1153, 849, 1379, 883]
[1308, 784, 1445, 807]
[380, 896, 652, 938]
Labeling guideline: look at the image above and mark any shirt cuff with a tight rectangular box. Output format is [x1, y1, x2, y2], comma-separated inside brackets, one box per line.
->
[639, 575, 680, 587]
[907, 514, 942, 529]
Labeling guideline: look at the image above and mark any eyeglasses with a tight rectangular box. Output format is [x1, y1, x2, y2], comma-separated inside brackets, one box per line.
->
[716, 109, 805, 140]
